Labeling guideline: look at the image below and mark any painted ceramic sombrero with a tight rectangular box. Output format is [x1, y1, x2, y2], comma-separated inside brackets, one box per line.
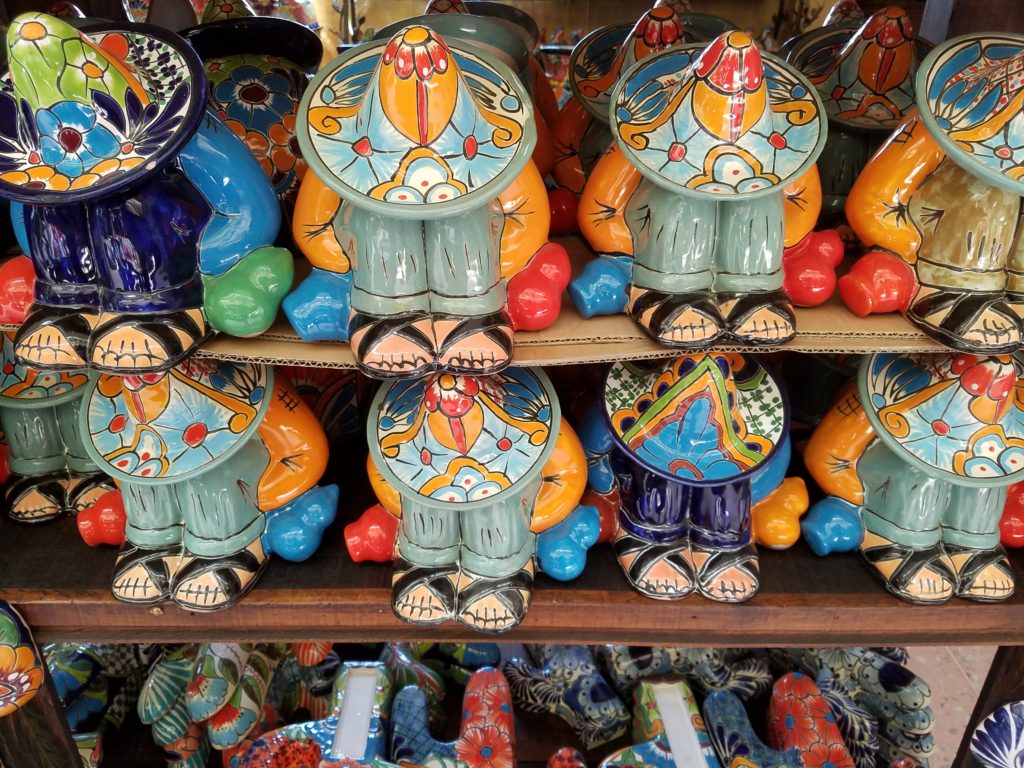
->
[0, 13, 206, 204]
[462, 1, 539, 49]
[569, 7, 700, 123]
[0, 331, 90, 407]
[368, 369, 560, 511]
[822, 0, 865, 26]
[298, 25, 535, 219]
[603, 353, 787, 486]
[787, 7, 927, 131]
[610, 31, 826, 199]
[81, 359, 271, 483]
[181, 0, 322, 73]
[859, 352, 1024, 486]
[917, 32, 1024, 196]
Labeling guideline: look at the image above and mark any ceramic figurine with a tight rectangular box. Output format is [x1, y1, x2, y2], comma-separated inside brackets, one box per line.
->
[423, 642, 502, 686]
[767, 672, 856, 768]
[80, 359, 336, 611]
[585, 354, 789, 603]
[0, 13, 292, 373]
[287, 25, 570, 375]
[549, 748, 587, 768]
[0, 332, 114, 523]
[822, 0, 866, 26]
[180, 0, 323, 217]
[139, 646, 212, 768]
[550, 5, 700, 195]
[502, 644, 630, 749]
[0, 601, 42, 718]
[705, 691, 803, 768]
[1001, 481, 1024, 548]
[785, 8, 925, 220]
[391, 667, 515, 767]
[378, 644, 446, 730]
[813, 670, 880, 768]
[971, 701, 1024, 768]
[570, 31, 827, 346]
[841, 33, 1024, 354]
[803, 352, 1023, 604]
[364, 368, 586, 631]
[240, 662, 396, 767]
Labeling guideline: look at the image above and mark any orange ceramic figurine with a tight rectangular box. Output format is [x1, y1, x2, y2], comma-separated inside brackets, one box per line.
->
[842, 33, 1024, 354]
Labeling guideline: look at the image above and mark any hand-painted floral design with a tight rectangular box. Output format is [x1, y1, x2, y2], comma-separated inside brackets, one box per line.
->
[214, 65, 295, 126]
[767, 672, 855, 768]
[37, 100, 121, 177]
[0, 644, 43, 716]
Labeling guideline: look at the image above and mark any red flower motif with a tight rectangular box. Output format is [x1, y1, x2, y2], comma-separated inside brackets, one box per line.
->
[382, 27, 451, 81]
[423, 374, 480, 418]
[456, 724, 514, 768]
[803, 739, 855, 768]
[634, 6, 684, 49]
[769, 696, 817, 749]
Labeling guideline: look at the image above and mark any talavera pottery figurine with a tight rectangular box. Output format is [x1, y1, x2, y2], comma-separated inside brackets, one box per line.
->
[804, 352, 1023, 604]
[767, 672, 856, 768]
[704, 691, 803, 767]
[80, 359, 336, 611]
[286, 25, 571, 377]
[570, 31, 828, 346]
[365, 368, 586, 632]
[378, 643, 446, 730]
[240, 662, 397, 767]
[0, 332, 114, 523]
[584, 353, 789, 603]
[0, 13, 292, 373]
[785, 7, 926, 220]
[550, 5, 701, 195]
[0, 601, 42, 718]
[841, 32, 1024, 354]
[180, 0, 323, 218]
[502, 644, 630, 750]
[391, 667, 516, 766]
[971, 700, 1024, 768]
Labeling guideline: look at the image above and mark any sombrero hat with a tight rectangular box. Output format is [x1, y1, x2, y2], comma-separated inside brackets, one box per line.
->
[297, 25, 535, 219]
[0, 13, 206, 204]
[787, 7, 926, 132]
[822, 0, 865, 26]
[603, 353, 787, 486]
[917, 32, 1024, 196]
[859, 352, 1024, 486]
[610, 31, 826, 199]
[461, 1, 539, 50]
[81, 359, 271, 483]
[569, 6, 701, 123]
[368, 369, 559, 511]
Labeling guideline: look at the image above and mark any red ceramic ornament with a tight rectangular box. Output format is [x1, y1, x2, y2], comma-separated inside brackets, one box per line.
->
[767, 672, 856, 768]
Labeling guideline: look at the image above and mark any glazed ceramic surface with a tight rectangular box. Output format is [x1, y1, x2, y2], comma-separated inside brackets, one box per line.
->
[767, 672, 856, 768]
[0, 601, 42, 718]
[971, 700, 1024, 768]
[704, 690, 803, 768]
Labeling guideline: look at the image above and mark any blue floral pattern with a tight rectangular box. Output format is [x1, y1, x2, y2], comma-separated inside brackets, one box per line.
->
[36, 100, 120, 177]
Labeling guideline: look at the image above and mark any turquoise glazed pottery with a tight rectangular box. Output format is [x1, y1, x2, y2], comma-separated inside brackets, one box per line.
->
[571, 30, 826, 348]
[804, 353, 1024, 605]
[972, 701, 1024, 768]
[81, 359, 336, 611]
[0, 13, 292, 374]
[0, 331, 114, 523]
[593, 353, 788, 603]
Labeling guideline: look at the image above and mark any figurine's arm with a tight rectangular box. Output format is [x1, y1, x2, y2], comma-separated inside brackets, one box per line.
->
[551, 99, 594, 195]
[802, 383, 875, 505]
[578, 145, 641, 257]
[291, 172, 350, 274]
[498, 160, 549, 279]
[783, 165, 822, 248]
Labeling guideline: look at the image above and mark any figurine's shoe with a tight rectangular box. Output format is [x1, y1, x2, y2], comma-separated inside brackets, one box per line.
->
[690, 541, 760, 603]
[14, 304, 96, 369]
[944, 543, 1015, 602]
[906, 287, 1021, 354]
[5, 472, 67, 523]
[613, 527, 694, 599]
[433, 311, 514, 375]
[719, 290, 796, 346]
[112, 543, 180, 605]
[859, 531, 955, 603]
[349, 310, 434, 378]
[457, 561, 534, 633]
[63, 472, 116, 515]
[171, 539, 268, 612]
[627, 287, 723, 348]
[391, 558, 459, 625]
[89, 309, 212, 373]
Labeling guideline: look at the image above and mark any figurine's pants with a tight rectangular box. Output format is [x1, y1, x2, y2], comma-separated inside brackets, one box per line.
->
[397, 477, 538, 577]
[20, 168, 209, 313]
[629, 182, 785, 296]
[342, 204, 506, 318]
[0, 397, 95, 477]
[120, 439, 268, 556]
[612, 449, 751, 550]
[859, 441, 1003, 550]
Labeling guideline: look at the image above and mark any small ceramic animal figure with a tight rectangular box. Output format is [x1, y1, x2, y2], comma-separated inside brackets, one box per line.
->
[971, 701, 1024, 768]
[570, 31, 826, 347]
[584, 354, 789, 603]
[81, 360, 336, 611]
[0, 601, 42, 719]
[288, 25, 570, 378]
[767, 672, 857, 768]
[391, 667, 515, 767]
[841, 33, 1024, 354]
[364, 368, 586, 632]
[0, 13, 292, 373]
[703, 690, 803, 768]
[0, 332, 114, 523]
[803, 352, 1023, 604]
[502, 644, 630, 750]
